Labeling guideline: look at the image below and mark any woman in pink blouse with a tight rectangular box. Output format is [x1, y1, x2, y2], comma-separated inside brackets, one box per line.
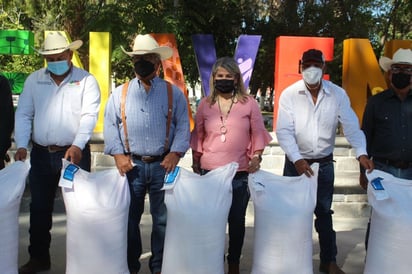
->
[191, 57, 272, 274]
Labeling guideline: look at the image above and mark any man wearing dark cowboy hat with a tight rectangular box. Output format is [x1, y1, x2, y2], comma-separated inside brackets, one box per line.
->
[15, 31, 101, 274]
[360, 48, 412, 249]
[0, 74, 14, 170]
[104, 34, 190, 274]
[276, 49, 374, 274]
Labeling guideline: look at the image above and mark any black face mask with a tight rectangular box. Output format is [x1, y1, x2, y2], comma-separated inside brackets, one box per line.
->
[391, 73, 411, 89]
[134, 59, 155, 78]
[215, 79, 235, 93]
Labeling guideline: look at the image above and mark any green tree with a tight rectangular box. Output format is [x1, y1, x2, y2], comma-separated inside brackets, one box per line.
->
[1, 0, 411, 95]
[0, 1, 42, 74]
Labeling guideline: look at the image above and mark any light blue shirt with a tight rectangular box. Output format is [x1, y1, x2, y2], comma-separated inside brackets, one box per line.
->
[104, 77, 190, 156]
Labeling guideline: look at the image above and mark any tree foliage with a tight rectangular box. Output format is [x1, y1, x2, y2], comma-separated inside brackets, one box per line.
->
[0, 0, 411, 94]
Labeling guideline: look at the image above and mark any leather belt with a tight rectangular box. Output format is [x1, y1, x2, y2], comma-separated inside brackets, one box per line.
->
[32, 142, 71, 153]
[304, 154, 333, 165]
[374, 157, 412, 169]
[132, 152, 168, 164]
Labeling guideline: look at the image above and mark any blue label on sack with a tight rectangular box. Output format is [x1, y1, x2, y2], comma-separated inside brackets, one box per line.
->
[63, 163, 79, 181]
[371, 177, 384, 190]
[164, 166, 180, 184]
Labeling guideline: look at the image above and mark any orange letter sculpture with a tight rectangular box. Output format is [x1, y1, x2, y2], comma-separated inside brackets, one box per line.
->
[273, 36, 334, 131]
[151, 33, 195, 131]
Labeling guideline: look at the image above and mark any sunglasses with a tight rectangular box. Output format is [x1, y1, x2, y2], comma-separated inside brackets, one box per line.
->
[391, 66, 412, 74]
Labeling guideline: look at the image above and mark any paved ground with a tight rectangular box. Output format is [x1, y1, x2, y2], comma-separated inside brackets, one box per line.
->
[17, 188, 369, 274]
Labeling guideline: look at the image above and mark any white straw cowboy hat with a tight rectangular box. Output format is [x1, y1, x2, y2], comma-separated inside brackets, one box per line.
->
[121, 34, 173, 60]
[379, 48, 412, 72]
[35, 32, 83, 55]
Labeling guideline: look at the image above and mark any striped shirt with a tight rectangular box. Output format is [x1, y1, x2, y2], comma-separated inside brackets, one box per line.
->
[104, 77, 190, 156]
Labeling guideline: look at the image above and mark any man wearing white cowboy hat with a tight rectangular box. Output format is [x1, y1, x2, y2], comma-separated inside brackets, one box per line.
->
[360, 48, 412, 252]
[361, 48, 412, 185]
[15, 31, 101, 274]
[104, 34, 190, 274]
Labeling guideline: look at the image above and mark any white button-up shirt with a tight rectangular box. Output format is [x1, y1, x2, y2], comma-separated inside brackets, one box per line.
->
[15, 66, 101, 150]
[276, 79, 367, 163]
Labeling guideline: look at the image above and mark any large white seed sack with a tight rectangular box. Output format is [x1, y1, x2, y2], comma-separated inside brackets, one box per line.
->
[60, 159, 130, 274]
[365, 170, 412, 274]
[161, 162, 238, 274]
[0, 161, 30, 274]
[249, 164, 319, 274]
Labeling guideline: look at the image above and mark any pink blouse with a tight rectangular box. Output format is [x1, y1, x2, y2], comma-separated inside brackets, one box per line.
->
[190, 96, 272, 171]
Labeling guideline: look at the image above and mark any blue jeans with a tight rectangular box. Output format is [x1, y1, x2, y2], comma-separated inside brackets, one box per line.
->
[374, 161, 412, 180]
[28, 144, 90, 261]
[126, 160, 167, 273]
[201, 170, 250, 264]
[283, 157, 337, 264]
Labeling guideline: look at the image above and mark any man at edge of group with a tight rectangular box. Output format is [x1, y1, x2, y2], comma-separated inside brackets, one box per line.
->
[360, 48, 412, 249]
[14, 31, 101, 274]
[0, 74, 14, 169]
[104, 34, 190, 274]
[276, 49, 374, 274]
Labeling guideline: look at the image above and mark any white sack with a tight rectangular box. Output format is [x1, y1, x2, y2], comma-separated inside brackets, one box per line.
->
[248, 164, 319, 274]
[161, 162, 238, 274]
[60, 159, 130, 274]
[364, 170, 412, 274]
[0, 161, 30, 274]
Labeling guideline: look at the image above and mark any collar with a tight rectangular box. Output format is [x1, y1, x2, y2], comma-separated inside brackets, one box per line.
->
[299, 79, 329, 95]
[385, 88, 412, 99]
[137, 76, 159, 88]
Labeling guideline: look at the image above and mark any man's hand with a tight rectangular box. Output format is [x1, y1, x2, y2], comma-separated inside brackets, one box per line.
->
[113, 154, 133, 176]
[14, 148, 28, 161]
[64, 145, 82, 165]
[358, 155, 374, 172]
[294, 159, 314, 177]
[359, 172, 368, 190]
[161, 152, 181, 173]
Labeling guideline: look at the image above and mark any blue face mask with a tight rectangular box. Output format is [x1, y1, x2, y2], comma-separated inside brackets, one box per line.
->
[47, 60, 70, 76]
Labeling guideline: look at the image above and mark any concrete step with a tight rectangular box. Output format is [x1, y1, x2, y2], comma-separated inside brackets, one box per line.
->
[332, 194, 370, 218]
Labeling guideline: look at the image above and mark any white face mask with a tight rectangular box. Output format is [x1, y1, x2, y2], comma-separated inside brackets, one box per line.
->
[302, 66, 323, 85]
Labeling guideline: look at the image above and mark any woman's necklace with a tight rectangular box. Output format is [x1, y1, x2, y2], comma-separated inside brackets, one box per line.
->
[218, 96, 234, 142]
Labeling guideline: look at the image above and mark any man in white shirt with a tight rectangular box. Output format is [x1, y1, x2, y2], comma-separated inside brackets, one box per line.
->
[276, 49, 373, 274]
[14, 31, 101, 274]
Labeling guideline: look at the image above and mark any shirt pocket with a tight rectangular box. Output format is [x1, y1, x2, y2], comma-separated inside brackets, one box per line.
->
[63, 87, 82, 115]
[319, 104, 338, 130]
[375, 111, 394, 132]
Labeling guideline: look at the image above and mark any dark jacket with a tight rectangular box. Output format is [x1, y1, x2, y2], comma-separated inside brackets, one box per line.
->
[0, 75, 14, 167]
